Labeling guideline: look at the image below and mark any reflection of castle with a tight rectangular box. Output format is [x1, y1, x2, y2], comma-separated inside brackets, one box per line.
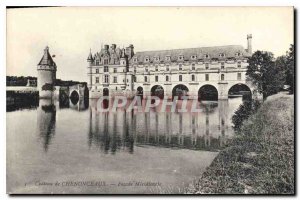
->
[88, 99, 232, 154]
[37, 99, 56, 151]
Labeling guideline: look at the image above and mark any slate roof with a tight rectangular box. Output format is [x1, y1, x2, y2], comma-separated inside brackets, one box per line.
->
[130, 45, 250, 64]
[38, 46, 56, 66]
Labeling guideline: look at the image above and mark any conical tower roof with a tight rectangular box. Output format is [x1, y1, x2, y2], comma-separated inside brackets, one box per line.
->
[87, 49, 94, 61]
[38, 46, 55, 66]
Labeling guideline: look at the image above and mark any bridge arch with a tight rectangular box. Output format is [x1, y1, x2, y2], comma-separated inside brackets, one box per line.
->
[228, 83, 252, 100]
[198, 84, 218, 101]
[70, 90, 79, 105]
[172, 84, 189, 100]
[136, 86, 143, 98]
[150, 85, 164, 99]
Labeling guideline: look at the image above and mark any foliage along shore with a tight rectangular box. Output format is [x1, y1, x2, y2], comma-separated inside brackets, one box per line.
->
[186, 93, 294, 194]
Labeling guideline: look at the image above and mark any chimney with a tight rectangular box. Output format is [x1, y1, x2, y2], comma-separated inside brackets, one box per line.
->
[111, 44, 116, 50]
[247, 34, 252, 54]
[125, 44, 134, 59]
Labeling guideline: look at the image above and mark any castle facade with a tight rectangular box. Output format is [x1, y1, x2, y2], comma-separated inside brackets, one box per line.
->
[87, 34, 256, 100]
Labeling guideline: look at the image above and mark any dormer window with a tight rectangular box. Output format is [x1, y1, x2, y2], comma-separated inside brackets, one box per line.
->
[235, 52, 241, 57]
[178, 55, 184, 61]
[204, 54, 209, 59]
[219, 53, 225, 58]
[133, 57, 138, 62]
[191, 55, 197, 60]
[154, 57, 160, 62]
[165, 56, 171, 61]
[145, 57, 149, 62]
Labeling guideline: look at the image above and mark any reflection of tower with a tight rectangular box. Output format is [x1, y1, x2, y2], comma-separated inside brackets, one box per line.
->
[37, 99, 56, 151]
[37, 46, 57, 99]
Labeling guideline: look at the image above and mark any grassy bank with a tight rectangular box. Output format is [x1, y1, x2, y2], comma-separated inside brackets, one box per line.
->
[187, 93, 294, 194]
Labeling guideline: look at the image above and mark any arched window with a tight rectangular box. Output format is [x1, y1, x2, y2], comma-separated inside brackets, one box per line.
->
[144, 76, 148, 82]
[179, 75, 182, 81]
[166, 76, 169, 82]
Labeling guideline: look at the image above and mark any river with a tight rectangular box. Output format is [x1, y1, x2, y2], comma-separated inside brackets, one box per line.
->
[7, 97, 243, 194]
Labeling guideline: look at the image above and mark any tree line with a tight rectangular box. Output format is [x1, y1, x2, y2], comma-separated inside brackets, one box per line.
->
[247, 44, 294, 99]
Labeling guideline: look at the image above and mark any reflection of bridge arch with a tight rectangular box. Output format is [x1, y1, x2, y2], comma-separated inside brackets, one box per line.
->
[172, 84, 189, 100]
[228, 83, 252, 100]
[150, 85, 164, 99]
[198, 84, 218, 101]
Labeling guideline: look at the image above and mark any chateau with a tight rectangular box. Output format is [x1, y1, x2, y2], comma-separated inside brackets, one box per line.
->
[87, 34, 258, 100]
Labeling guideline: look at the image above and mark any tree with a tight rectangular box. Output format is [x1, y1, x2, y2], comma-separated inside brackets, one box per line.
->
[246, 51, 285, 99]
[285, 44, 294, 94]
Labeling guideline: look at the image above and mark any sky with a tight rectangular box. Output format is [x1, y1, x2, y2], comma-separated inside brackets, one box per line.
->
[7, 7, 294, 82]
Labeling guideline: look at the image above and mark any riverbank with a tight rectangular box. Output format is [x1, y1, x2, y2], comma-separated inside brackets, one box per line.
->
[187, 93, 294, 194]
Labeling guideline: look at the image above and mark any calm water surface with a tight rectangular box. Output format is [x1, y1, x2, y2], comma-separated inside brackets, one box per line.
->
[7, 97, 242, 194]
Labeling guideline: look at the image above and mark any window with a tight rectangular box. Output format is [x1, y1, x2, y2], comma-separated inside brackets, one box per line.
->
[133, 58, 138, 62]
[114, 68, 117, 73]
[237, 61, 241, 68]
[179, 75, 182, 81]
[219, 53, 225, 58]
[145, 57, 149, 62]
[205, 74, 209, 81]
[133, 76, 137, 82]
[205, 63, 209, 69]
[155, 57, 159, 62]
[145, 66, 148, 72]
[191, 74, 195, 81]
[104, 66, 109, 72]
[96, 60, 100, 66]
[191, 55, 197, 59]
[155, 76, 158, 82]
[205, 54, 209, 59]
[221, 74, 225, 81]
[192, 64, 195, 70]
[155, 66, 158, 71]
[179, 64, 182, 70]
[166, 65, 169, 71]
[178, 56, 183, 60]
[166, 76, 169, 82]
[165, 56, 171, 61]
[113, 77, 117, 83]
[221, 62, 225, 69]
[236, 52, 241, 57]
[96, 77, 99, 83]
[104, 59, 109, 65]
[96, 69, 99, 74]
[144, 76, 148, 82]
[134, 67, 136, 73]
[104, 75, 109, 83]
[237, 73, 242, 80]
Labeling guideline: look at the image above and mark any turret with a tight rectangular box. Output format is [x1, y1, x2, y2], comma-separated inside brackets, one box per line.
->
[37, 46, 57, 99]
[87, 49, 93, 91]
[247, 34, 252, 54]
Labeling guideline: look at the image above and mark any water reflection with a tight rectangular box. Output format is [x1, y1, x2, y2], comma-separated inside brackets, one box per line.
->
[87, 99, 235, 154]
[37, 99, 56, 152]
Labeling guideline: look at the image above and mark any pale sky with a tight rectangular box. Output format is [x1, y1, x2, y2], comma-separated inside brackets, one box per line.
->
[7, 7, 294, 82]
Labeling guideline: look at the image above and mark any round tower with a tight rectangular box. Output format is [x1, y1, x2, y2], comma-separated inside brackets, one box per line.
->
[37, 46, 57, 99]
